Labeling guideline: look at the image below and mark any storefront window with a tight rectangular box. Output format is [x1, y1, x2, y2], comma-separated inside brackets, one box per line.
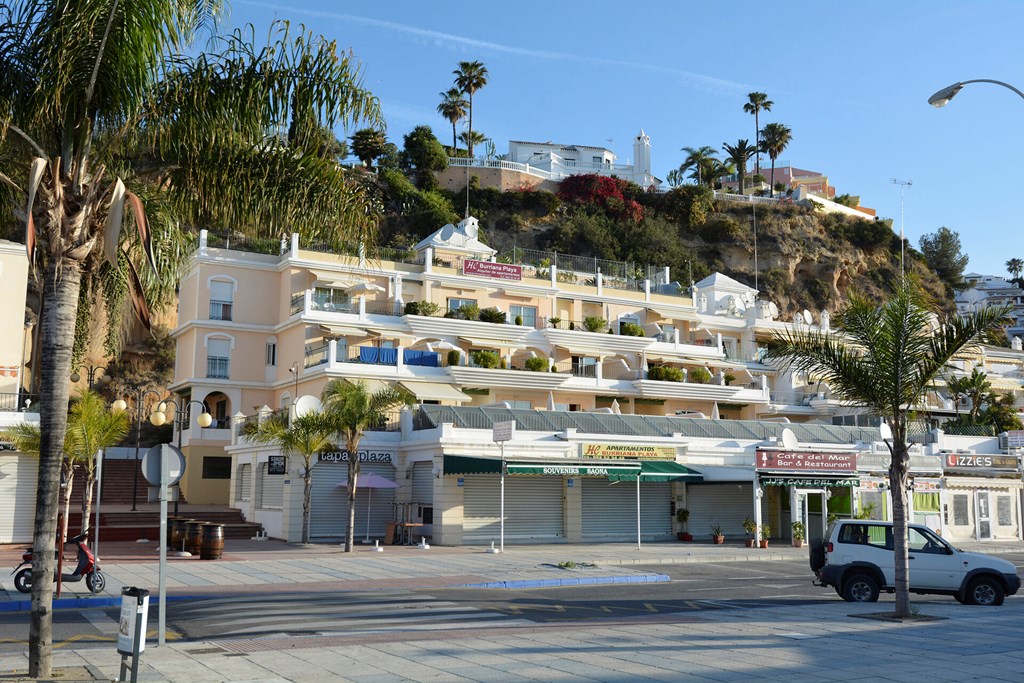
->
[997, 496, 1012, 526]
[952, 494, 969, 526]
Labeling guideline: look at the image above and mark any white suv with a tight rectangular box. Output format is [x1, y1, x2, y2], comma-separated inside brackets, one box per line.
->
[810, 520, 1021, 606]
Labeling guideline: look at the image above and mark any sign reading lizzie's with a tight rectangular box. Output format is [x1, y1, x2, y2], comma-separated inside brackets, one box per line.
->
[757, 449, 857, 472]
[463, 259, 523, 281]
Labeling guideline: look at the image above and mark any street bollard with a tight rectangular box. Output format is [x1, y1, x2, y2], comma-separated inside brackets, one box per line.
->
[117, 586, 150, 683]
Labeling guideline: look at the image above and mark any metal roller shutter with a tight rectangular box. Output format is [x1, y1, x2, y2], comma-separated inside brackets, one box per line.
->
[258, 463, 284, 509]
[581, 479, 672, 541]
[686, 483, 753, 540]
[237, 463, 252, 502]
[463, 475, 564, 542]
[310, 462, 397, 541]
[0, 454, 37, 543]
[411, 461, 434, 505]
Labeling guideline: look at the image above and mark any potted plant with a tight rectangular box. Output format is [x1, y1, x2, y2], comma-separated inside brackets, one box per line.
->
[759, 524, 771, 548]
[791, 521, 806, 548]
[742, 517, 757, 548]
[710, 523, 724, 544]
[676, 509, 691, 541]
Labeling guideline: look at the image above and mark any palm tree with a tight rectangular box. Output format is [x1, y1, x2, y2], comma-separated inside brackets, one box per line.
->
[679, 146, 719, 187]
[458, 130, 486, 155]
[1, 5, 381, 675]
[453, 60, 488, 157]
[947, 368, 993, 424]
[722, 139, 757, 194]
[1006, 258, 1023, 281]
[766, 277, 1009, 618]
[437, 87, 469, 154]
[73, 391, 130, 536]
[321, 380, 413, 552]
[350, 128, 388, 169]
[743, 92, 773, 176]
[246, 411, 338, 545]
[759, 123, 793, 197]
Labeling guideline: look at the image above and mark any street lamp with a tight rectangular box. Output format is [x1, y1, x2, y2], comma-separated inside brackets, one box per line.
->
[149, 398, 213, 516]
[928, 79, 1024, 108]
[70, 364, 112, 390]
[112, 390, 165, 511]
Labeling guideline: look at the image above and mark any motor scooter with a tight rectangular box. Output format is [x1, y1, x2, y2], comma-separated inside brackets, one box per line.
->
[12, 533, 106, 594]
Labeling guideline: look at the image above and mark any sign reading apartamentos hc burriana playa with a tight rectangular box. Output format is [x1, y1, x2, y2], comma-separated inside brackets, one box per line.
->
[463, 259, 523, 281]
[757, 450, 857, 472]
[579, 443, 677, 460]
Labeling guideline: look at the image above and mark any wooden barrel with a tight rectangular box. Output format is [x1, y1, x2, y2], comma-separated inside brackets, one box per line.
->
[199, 524, 224, 560]
[170, 518, 193, 551]
[185, 521, 205, 555]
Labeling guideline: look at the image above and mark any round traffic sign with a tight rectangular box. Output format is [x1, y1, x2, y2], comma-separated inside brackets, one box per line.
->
[141, 444, 186, 486]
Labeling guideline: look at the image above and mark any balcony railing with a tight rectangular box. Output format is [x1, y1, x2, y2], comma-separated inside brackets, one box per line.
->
[552, 359, 598, 378]
[305, 344, 329, 368]
[0, 392, 35, 412]
[209, 300, 233, 321]
[206, 357, 230, 379]
[546, 317, 612, 334]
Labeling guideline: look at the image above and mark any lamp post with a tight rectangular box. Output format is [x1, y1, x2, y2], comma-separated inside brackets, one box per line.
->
[112, 390, 165, 512]
[148, 398, 213, 516]
[70, 364, 112, 390]
[928, 79, 1024, 108]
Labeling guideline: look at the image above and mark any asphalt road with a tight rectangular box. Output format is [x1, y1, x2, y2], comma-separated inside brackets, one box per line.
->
[3, 554, 1024, 653]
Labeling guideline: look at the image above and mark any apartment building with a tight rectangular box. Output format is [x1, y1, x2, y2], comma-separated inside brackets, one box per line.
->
[957, 273, 1024, 340]
[170, 218, 1024, 545]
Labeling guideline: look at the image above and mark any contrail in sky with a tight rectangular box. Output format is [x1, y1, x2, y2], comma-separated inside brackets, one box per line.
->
[236, 1, 751, 95]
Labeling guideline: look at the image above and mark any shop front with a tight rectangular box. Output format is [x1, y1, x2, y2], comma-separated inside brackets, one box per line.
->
[941, 451, 1023, 543]
[439, 455, 700, 544]
[309, 449, 398, 542]
[854, 452, 944, 527]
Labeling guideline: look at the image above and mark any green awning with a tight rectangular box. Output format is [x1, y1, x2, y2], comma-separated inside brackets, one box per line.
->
[443, 455, 502, 475]
[607, 461, 705, 483]
[507, 462, 641, 477]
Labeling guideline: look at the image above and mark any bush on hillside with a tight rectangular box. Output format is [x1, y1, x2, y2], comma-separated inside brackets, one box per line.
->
[558, 174, 644, 222]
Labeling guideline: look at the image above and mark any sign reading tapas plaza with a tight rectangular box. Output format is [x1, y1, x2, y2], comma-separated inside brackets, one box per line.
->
[463, 259, 523, 281]
[757, 449, 857, 472]
[318, 450, 394, 463]
[580, 443, 677, 460]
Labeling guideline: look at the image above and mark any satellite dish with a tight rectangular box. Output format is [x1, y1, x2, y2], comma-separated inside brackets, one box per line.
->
[439, 224, 455, 241]
[768, 302, 780, 319]
[803, 309, 813, 325]
[879, 422, 893, 441]
[734, 297, 747, 314]
[294, 395, 322, 418]
[780, 428, 799, 450]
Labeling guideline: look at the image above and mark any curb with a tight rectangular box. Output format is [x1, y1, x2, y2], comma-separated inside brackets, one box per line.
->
[0, 593, 193, 614]
[458, 573, 669, 589]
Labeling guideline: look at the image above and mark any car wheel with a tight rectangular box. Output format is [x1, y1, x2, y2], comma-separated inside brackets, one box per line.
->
[14, 568, 32, 594]
[842, 573, 880, 603]
[966, 576, 1005, 606]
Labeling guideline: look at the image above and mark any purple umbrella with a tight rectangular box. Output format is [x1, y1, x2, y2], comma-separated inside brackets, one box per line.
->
[338, 473, 400, 542]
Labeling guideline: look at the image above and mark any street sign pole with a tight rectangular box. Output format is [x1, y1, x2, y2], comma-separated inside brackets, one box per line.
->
[158, 444, 169, 646]
[492, 421, 514, 554]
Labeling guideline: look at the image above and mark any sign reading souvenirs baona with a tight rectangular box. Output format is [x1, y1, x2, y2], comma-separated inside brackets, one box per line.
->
[757, 449, 857, 472]
[580, 443, 677, 460]
[463, 259, 523, 281]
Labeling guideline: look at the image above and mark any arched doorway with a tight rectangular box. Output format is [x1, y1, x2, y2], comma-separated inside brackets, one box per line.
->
[203, 391, 231, 429]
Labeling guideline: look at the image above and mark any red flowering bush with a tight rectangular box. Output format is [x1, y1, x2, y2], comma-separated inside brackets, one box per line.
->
[558, 174, 644, 222]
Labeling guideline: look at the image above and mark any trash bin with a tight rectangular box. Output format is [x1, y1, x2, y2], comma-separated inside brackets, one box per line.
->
[199, 524, 224, 560]
[185, 521, 205, 555]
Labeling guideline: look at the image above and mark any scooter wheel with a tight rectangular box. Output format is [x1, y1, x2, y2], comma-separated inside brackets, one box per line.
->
[14, 568, 32, 593]
[85, 571, 106, 594]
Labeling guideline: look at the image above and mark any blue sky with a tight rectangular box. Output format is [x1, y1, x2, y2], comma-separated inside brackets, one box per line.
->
[230, 1, 1022, 277]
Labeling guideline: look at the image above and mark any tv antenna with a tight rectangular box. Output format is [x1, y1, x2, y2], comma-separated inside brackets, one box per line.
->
[891, 178, 912, 276]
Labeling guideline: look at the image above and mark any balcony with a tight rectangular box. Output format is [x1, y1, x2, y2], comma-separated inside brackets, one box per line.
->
[209, 300, 233, 321]
[206, 356, 230, 379]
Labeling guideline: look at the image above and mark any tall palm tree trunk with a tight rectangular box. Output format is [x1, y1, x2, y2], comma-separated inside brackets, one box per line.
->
[302, 465, 312, 544]
[452, 123, 458, 155]
[345, 456, 359, 552]
[30, 255, 83, 677]
[889, 432, 912, 618]
[467, 93, 474, 158]
[769, 157, 776, 198]
[738, 170, 746, 195]
[754, 112, 760, 177]
[81, 471, 95, 536]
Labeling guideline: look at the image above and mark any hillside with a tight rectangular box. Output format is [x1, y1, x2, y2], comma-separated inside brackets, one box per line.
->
[377, 175, 948, 317]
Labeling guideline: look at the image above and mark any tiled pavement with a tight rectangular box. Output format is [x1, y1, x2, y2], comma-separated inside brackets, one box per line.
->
[2, 538, 1023, 680]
